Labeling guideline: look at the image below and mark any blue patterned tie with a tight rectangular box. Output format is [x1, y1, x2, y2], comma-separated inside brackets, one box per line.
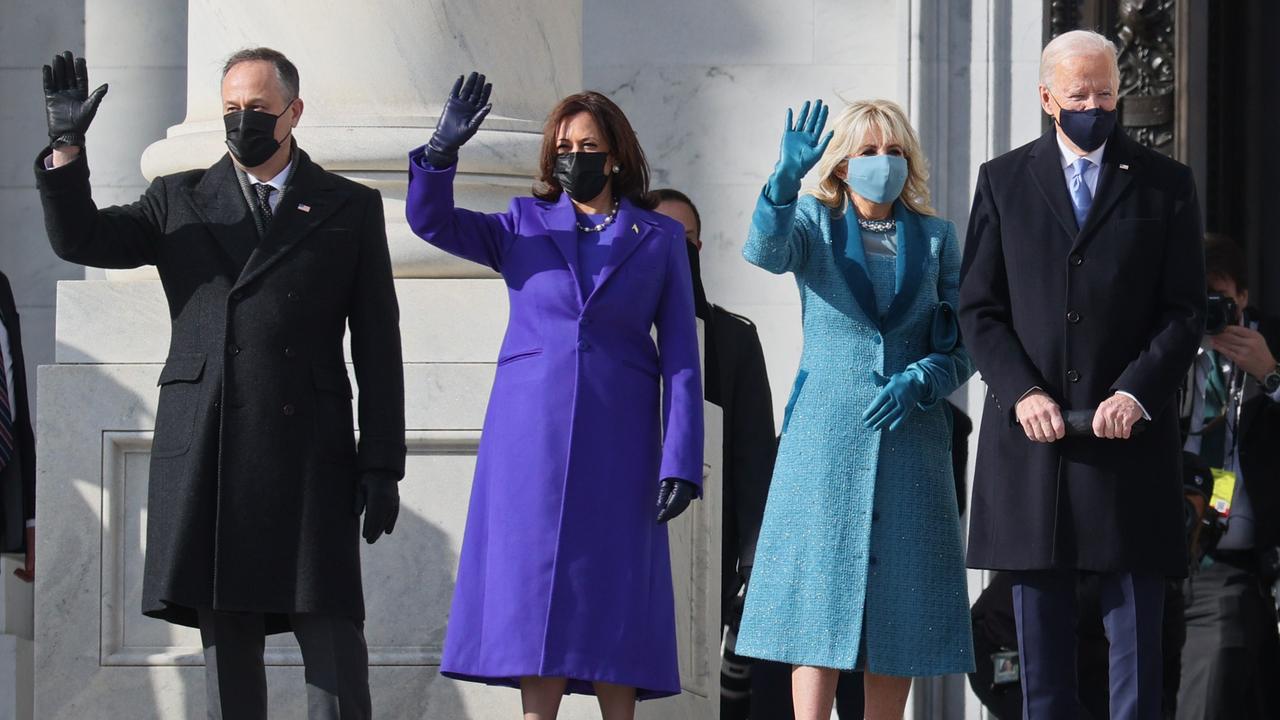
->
[0, 349, 13, 475]
[1069, 157, 1093, 230]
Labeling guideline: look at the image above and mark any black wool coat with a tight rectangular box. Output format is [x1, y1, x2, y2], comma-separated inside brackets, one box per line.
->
[35, 147, 405, 629]
[0, 272, 35, 553]
[958, 128, 1205, 577]
[1236, 314, 1280, 550]
[703, 304, 776, 618]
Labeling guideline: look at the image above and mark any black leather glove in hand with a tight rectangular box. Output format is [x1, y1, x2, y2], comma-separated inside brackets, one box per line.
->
[42, 51, 108, 149]
[354, 473, 400, 544]
[655, 478, 697, 524]
[424, 71, 492, 168]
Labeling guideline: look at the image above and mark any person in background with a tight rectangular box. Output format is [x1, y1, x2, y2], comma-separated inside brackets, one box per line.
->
[736, 96, 975, 720]
[406, 76, 703, 719]
[0, 270, 35, 584]
[649, 188, 777, 720]
[959, 29, 1205, 719]
[1175, 232, 1280, 719]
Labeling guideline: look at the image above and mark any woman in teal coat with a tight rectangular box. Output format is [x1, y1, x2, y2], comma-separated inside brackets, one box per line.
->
[735, 99, 975, 719]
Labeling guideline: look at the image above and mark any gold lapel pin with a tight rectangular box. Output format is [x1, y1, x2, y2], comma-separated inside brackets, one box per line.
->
[632, 223, 639, 234]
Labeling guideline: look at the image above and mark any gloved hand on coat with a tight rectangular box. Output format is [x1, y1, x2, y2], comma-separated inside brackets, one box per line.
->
[862, 352, 957, 432]
[656, 478, 697, 524]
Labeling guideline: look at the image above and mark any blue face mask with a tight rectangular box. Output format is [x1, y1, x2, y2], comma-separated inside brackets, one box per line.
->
[1051, 93, 1117, 152]
[845, 154, 909, 204]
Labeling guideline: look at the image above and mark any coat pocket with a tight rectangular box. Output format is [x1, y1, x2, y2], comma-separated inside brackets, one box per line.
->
[497, 348, 543, 366]
[312, 363, 356, 462]
[152, 353, 206, 458]
[780, 369, 809, 435]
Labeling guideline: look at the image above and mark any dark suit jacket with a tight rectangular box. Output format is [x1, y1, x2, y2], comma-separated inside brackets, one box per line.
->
[35, 145, 405, 630]
[704, 304, 776, 617]
[1237, 314, 1280, 550]
[959, 127, 1205, 577]
[0, 272, 35, 553]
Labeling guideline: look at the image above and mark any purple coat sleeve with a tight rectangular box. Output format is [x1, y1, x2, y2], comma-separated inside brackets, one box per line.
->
[406, 146, 518, 271]
[655, 226, 706, 493]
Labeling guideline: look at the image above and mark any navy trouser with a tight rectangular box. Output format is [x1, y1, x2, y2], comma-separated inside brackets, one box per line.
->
[1011, 570, 1165, 720]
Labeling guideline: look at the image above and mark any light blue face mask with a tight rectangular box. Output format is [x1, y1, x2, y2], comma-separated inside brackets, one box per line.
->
[845, 154, 909, 204]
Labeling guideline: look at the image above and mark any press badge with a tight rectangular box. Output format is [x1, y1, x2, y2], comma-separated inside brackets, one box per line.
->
[1210, 468, 1237, 517]
[991, 650, 1020, 685]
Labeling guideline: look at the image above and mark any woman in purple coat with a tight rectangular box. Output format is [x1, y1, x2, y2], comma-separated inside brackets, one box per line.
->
[406, 73, 704, 718]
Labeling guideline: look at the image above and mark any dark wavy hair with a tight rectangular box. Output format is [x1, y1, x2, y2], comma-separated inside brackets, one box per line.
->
[534, 91, 654, 209]
[647, 188, 701, 237]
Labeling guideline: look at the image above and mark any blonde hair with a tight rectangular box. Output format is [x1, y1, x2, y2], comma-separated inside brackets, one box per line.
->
[807, 99, 935, 216]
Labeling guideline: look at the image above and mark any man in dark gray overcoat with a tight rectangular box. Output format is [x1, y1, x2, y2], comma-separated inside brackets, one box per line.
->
[34, 48, 405, 719]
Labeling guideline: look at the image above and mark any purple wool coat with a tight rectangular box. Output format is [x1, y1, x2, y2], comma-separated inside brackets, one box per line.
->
[406, 149, 704, 699]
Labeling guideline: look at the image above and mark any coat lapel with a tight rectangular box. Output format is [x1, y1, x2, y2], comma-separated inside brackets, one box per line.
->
[234, 150, 351, 291]
[1026, 130, 1081, 241]
[882, 201, 927, 331]
[539, 193, 582, 305]
[585, 198, 654, 306]
[1073, 129, 1138, 251]
[831, 211, 880, 328]
[182, 155, 259, 273]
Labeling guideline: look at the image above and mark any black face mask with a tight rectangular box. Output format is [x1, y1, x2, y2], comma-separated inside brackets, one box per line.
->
[685, 239, 709, 321]
[554, 152, 610, 202]
[224, 101, 293, 168]
[1051, 94, 1117, 152]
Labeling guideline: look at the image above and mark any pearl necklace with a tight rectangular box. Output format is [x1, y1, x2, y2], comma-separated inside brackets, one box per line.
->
[576, 200, 621, 233]
[857, 217, 895, 233]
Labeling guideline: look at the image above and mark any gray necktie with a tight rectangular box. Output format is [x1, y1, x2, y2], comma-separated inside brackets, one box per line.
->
[253, 183, 274, 223]
[1069, 157, 1093, 230]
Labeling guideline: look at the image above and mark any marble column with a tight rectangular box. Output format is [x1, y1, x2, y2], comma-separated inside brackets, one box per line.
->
[36, 1, 723, 718]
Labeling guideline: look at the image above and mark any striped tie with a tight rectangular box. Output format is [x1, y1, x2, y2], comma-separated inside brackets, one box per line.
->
[0, 359, 13, 475]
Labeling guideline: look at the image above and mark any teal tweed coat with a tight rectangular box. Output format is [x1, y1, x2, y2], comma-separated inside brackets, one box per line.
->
[735, 191, 976, 676]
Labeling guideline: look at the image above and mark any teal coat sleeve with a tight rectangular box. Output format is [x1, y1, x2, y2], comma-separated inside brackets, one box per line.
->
[742, 189, 817, 275]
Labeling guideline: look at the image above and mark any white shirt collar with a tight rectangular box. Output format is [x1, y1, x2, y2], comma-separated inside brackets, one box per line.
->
[251, 160, 292, 191]
[1056, 131, 1106, 171]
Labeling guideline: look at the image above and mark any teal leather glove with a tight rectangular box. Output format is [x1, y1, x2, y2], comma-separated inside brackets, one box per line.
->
[862, 368, 930, 432]
[763, 99, 834, 206]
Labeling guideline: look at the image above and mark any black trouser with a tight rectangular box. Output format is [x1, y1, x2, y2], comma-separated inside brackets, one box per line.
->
[1176, 553, 1280, 720]
[198, 608, 371, 720]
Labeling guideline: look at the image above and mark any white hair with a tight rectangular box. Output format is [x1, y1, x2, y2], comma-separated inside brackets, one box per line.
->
[1039, 30, 1119, 90]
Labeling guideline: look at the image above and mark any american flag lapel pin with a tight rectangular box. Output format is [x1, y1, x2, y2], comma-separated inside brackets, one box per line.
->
[297, 203, 312, 213]
[1119, 164, 1130, 171]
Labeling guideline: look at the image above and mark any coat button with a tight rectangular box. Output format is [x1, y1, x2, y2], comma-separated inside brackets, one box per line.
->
[1070, 253, 1084, 266]
[284, 346, 296, 358]
[282, 404, 296, 416]
[1066, 310, 1081, 323]
[1067, 369, 1081, 383]
[577, 340, 590, 351]
[287, 291, 299, 302]
[873, 334, 883, 345]
[212, 400, 221, 410]
[227, 343, 241, 356]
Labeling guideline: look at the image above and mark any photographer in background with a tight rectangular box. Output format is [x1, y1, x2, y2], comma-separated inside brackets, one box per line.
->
[1176, 233, 1280, 719]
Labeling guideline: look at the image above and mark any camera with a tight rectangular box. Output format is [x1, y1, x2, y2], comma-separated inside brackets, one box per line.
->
[1205, 292, 1238, 335]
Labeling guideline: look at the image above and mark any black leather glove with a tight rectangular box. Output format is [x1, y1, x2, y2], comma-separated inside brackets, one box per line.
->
[354, 473, 400, 544]
[424, 71, 492, 168]
[42, 51, 108, 149]
[655, 478, 697, 524]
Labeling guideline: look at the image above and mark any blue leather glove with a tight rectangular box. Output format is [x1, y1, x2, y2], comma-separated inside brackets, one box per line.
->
[862, 368, 930, 432]
[424, 71, 493, 169]
[656, 478, 697, 524]
[763, 99, 834, 206]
